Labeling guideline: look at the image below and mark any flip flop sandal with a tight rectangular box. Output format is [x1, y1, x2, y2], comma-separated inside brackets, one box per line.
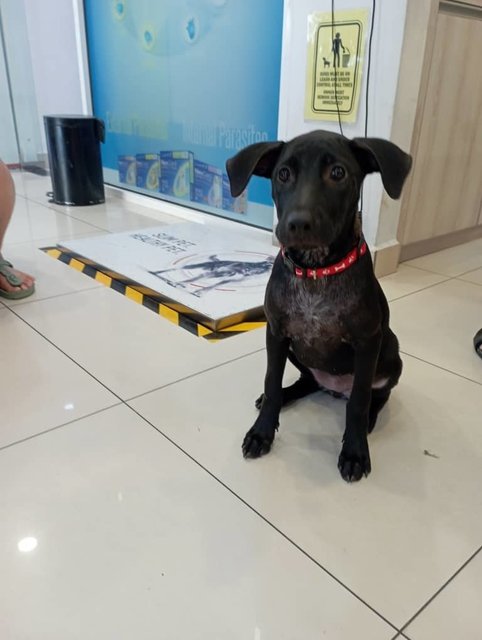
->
[474, 329, 482, 359]
[0, 257, 35, 300]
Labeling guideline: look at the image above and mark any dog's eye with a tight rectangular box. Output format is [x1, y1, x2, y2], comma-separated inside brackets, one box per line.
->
[330, 165, 346, 181]
[277, 166, 291, 183]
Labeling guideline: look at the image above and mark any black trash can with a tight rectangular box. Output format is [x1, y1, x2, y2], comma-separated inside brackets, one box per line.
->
[44, 115, 105, 206]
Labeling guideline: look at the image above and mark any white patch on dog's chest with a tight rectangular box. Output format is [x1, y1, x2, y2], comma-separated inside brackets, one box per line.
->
[284, 282, 348, 343]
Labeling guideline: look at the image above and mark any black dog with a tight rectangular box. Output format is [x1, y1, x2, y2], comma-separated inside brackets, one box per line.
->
[226, 130, 412, 482]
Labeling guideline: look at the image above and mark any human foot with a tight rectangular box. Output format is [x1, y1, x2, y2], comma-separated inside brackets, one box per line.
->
[0, 258, 35, 299]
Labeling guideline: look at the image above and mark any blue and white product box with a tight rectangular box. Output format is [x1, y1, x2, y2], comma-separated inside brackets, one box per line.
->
[118, 155, 137, 186]
[159, 151, 194, 201]
[136, 154, 160, 191]
[193, 160, 223, 209]
[222, 174, 247, 215]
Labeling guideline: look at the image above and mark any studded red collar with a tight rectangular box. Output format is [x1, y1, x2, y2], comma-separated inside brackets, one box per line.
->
[281, 239, 367, 279]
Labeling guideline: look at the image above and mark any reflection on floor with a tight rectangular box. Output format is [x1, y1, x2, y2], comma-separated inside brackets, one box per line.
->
[1, 171, 482, 639]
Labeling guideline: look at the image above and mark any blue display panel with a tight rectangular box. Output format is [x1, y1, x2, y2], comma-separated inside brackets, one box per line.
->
[84, 0, 284, 229]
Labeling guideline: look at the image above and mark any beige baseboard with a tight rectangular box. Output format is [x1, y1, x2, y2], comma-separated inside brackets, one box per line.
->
[400, 226, 482, 262]
[373, 243, 401, 278]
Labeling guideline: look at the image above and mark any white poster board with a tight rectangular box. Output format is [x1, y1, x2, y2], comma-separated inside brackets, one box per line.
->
[63, 223, 277, 325]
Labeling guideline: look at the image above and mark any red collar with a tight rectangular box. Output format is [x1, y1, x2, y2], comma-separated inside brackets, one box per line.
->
[281, 239, 367, 279]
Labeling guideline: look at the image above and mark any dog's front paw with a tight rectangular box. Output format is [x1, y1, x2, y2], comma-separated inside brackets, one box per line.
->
[338, 442, 371, 482]
[242, 425, 275, 459]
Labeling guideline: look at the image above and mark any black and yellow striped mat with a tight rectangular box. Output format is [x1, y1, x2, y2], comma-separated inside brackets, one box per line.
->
[42, 246, 266, 342]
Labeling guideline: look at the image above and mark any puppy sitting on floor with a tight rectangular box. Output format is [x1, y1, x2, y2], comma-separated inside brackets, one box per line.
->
[226, 130, 412, 482]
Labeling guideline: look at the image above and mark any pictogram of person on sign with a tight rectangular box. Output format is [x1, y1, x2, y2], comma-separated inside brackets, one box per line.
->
[332, 32, 346, 68]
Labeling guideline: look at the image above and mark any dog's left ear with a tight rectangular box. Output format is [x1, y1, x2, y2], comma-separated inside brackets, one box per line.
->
[226, 141, 284, 197]
[350, 137, 412, 199]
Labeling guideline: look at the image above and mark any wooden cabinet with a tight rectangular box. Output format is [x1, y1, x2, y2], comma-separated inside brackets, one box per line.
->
[399, 4, 482, 253]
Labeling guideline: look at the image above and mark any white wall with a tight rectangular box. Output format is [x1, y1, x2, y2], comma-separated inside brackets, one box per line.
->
[0, 0, 86, 160]
[278, 0, 408, 249]
[23, 0, 87, 152]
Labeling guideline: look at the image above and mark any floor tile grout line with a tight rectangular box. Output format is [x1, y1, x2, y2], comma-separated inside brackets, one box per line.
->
[49, 209, 114, 234]
[6, 304, 267, 400]
[400, 263, 456, 276]
[398, 544, 482, 635]
[454, 266, 482, 285]
[3, 232, 104, 249]
[16, 191, 115, 235]
[386, 268, 482, 304]
[124, 401, 401, 635]
[456, 264, 482, 277]
[4, 284, 102, 308]
[4, 303, 267, 429]
[16, 190, 109, 227]
[19, 191, 158, 236]
[5, 305, 126, 400]
[0, 342, 262, 452]
[399, 350, 482, 387]
[385, 276, 453, 303]
[0, 403, 122, 453]
[455, 277, 482, 287]
[397, 264, 439, 274]
[402, 251, 482, 278]
[126, 348, 266, 402]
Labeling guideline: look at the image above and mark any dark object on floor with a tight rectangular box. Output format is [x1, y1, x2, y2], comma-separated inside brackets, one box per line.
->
[474, 328, 482, 359]
[226, 130, 412, 482]
[44, 115, 105, 206]
[423, 449, 440, 459]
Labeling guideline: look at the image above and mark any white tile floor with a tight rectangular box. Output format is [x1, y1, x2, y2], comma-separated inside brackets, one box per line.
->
[1, 172, 481, 639]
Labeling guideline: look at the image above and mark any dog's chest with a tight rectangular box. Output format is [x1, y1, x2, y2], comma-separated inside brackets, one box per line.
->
[281, 281, 352, 344]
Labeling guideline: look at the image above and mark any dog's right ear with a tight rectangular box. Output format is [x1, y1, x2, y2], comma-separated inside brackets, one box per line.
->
[350, 137, 412, 199]
[226, 141, 284, 197]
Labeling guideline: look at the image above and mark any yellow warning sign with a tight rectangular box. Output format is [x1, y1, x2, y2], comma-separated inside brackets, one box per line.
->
[305, 9, 368, 123]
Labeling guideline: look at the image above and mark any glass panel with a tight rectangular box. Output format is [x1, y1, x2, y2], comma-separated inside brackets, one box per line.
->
[0, 0, 43, 169]
[0, 9, 18, 164]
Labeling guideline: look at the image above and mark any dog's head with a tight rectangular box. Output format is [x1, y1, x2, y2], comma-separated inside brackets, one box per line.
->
[226, 130, 412, 250]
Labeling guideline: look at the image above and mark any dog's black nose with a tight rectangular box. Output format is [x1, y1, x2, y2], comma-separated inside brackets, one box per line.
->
[286, 211, 312, 235]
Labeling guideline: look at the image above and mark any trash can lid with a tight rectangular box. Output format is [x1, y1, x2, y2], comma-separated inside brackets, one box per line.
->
[44, 114, 101, 126]
[44, 114, 97, 119]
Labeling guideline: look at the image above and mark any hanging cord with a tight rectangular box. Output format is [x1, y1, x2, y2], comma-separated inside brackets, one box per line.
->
[331, 0, 376, 214]
[331, 0, 344, 137]
[360, 0, 376, 215]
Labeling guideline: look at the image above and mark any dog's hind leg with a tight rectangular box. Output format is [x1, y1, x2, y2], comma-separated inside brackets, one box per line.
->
[367, 340, 402, 434]
[255, 349, 319, 409]
[368, 388, 391, 434]
[255, 375, 319, 410]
